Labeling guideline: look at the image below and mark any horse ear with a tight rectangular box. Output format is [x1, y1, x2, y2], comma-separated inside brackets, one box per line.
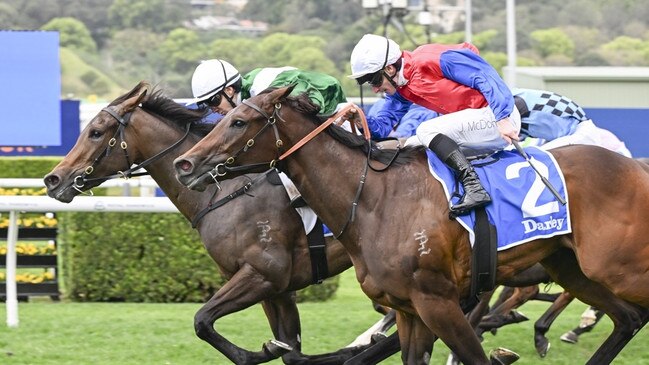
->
[269, 85, 295, 104]
[123, 83, 149, 112]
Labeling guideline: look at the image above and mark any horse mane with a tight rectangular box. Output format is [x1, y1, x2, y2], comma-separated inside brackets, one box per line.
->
[284, 94, 423, 166]
[111, 81, 213, 137]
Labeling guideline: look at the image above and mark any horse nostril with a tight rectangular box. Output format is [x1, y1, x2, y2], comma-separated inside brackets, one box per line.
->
[44, 174, 60, 188]
[178, 160, 193, 172]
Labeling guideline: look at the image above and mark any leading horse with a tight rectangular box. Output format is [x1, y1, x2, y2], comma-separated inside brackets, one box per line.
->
[43, 82, 399, 365]
[174, 86, 649, 364]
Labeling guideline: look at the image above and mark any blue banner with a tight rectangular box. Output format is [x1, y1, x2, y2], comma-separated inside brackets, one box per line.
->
[0, 31, 61, 146]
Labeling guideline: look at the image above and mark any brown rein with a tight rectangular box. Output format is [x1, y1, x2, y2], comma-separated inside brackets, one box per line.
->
[278, 103, 371, 161]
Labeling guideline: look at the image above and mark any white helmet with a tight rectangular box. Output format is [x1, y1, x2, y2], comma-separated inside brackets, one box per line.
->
[191, 59, 241, 103]
[348, 34, 401, 80]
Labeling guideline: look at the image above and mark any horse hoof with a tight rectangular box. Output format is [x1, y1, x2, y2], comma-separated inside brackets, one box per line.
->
[560, 331, 579, 344]
[510, 310, 529, 323]
[262, 339, 293, 357]
[489, 347, 520, 365]
[535, 340, 550, 358]
[370, 332, 387, 344]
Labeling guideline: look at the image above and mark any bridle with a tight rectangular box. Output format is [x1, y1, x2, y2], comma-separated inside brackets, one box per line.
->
[72, 105, 192, 194]
[207, 98, 379, 238]
[208, 99, 287, 179]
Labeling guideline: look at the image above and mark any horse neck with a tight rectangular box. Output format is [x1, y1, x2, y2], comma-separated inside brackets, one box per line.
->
[280, 126, 384, 249]
[130, 112, 217, 222]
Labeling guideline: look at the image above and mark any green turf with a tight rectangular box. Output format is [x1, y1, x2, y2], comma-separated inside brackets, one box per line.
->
[1, 268, 647, 364]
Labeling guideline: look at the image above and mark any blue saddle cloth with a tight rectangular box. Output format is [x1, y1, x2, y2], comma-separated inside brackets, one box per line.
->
[427, 146, 571, 250]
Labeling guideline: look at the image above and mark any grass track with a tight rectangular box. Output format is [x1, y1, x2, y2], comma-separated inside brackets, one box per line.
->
[1, 268, 647, 364]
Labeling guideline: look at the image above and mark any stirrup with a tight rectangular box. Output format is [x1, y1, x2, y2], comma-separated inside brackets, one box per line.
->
[449, 199, 490, 218]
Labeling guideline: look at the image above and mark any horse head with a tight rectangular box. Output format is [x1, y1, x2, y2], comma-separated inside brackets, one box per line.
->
[44, 80, 209, 203]
[174, 86, 298, 191]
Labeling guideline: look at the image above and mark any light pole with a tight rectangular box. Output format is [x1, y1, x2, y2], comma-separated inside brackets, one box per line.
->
[361, 0, 409, 37]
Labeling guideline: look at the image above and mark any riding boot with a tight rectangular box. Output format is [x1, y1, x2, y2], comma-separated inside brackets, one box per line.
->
[428, 134, 491, 216]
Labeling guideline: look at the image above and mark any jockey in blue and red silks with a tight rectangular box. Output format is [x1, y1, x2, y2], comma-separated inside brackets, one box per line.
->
[348, 34, 521, 216]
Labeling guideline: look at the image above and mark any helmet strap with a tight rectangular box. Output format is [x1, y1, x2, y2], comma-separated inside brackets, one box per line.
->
[223, 90, 237, 109]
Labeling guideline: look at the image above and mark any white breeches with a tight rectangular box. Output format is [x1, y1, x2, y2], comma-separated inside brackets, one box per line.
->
[414, 106, 522, 157]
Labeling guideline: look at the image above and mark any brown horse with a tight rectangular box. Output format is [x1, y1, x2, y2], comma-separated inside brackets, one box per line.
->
[173, 86, 649, 365]
[42, 82, 400, 365]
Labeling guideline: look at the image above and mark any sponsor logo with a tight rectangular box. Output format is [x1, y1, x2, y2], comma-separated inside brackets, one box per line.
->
[522, 215, 565, 234]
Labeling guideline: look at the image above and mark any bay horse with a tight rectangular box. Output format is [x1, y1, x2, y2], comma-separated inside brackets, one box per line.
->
[173, 86, 649, 365]
[42, 82, 399, 365]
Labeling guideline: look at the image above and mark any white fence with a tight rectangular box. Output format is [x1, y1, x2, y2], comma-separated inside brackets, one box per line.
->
[1, 178, 177, 328]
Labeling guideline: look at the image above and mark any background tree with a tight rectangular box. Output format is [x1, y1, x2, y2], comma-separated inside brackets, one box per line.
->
[108, 0, 191, 33]
[6, 0, 649, 100]
[106, 29, 166, 87]
[159, 28, 207, 75]
[598, 36, 649, 66]
[0, 3, 21, 29]
[41, 17, 97, 54]
[530, 27, 575, 60]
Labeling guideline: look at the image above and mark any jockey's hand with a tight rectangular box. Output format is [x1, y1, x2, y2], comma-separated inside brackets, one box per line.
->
[496, 117, 519, 144]
[339, 107, 363, 129]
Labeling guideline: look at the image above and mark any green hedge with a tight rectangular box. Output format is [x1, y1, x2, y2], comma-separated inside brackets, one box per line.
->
[57, 212, 226, 302]
[57, 211, 338, 303]
[0, 157, 62, 178]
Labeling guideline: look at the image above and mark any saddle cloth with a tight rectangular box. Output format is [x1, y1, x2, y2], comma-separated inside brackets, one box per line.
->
[427, 146, 571, 250]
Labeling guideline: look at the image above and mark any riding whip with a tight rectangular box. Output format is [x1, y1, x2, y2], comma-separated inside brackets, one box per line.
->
[512, 140, 567, 205]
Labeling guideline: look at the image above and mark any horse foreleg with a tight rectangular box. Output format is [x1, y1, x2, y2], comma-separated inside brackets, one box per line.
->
[541, 248, 649, 365]
[194, 265, 291, 365]
[413, 295, 495, 365]
[448, 290, 495, 365]
[395, 311, 436, 365]
[532, 290, 574, 357]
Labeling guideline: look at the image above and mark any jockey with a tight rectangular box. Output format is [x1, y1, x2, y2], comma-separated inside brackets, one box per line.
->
[189, 59, 346, 118]
[348, 34, 521, 216]
[513, 88, 632, 157]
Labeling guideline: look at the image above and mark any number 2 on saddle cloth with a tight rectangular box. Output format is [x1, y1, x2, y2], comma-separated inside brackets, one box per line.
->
[426, 146, 571, 250]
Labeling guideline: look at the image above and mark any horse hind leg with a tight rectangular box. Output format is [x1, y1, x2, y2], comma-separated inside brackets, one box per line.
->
[194, 266, 292, 365]
[541, 248, 649, 364]
[532, 290, 574, 357]
[560, 306, 606, 344]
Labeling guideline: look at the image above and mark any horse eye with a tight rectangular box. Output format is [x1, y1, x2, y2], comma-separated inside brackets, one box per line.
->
[232, 120, 246, 128]
[89, 130, 103, 139]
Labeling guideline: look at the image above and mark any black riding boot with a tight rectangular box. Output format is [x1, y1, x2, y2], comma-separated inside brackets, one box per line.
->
[428, 134, 491, 216]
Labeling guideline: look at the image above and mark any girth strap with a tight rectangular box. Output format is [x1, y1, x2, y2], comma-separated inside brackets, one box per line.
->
[464, 206, 498, 312]
[306, 218, 329, 284]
